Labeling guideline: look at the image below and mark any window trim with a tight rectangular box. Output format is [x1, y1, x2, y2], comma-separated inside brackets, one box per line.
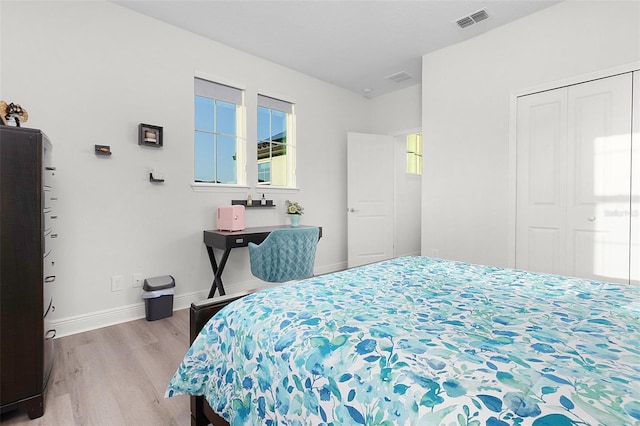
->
[256, 94, 296, 188]
[406, 132, 423, 176]
[190, 182, 251, 193]
[193, 73, 247, 186]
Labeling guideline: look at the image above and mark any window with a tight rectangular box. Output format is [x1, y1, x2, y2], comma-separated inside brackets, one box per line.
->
[406, 132, 422, 175]
[257, 95, 295, 187]
[194, 78, 245, 184]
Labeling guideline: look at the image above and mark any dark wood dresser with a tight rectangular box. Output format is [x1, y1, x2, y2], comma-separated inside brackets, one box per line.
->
[1, 127, 57, 419]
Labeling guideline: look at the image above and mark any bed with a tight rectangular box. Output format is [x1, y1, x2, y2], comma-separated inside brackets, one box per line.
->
[167, 256, 640, 426]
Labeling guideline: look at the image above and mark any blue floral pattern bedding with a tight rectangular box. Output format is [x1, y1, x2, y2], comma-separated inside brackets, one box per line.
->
[167, 256, 640, 425]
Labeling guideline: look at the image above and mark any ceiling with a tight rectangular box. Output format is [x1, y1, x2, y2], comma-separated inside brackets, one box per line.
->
[113, 1, 559, 98]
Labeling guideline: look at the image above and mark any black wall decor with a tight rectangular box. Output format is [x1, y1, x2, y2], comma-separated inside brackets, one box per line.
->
[138, 123, 163, 147]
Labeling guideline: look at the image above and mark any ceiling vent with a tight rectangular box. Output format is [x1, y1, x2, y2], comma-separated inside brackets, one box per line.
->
[385, 71, 414, 84]
[455, 8, 490, 29]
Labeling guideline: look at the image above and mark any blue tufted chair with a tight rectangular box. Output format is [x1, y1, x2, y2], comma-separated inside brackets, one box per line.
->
[248, 227, 319, 283]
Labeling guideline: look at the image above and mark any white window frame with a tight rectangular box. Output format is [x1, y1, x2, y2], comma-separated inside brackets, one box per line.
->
[406, 132, 422, 175]
[192, 73, 247, 190]
[257, 93, 296, 189]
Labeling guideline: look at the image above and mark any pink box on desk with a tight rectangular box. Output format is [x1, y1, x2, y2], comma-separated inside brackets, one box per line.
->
[217, 205, 245, 231]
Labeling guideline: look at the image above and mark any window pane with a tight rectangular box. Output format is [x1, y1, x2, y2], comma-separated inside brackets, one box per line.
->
[271, 147, 288, 186]
[216, 135, 237, 184]
[407, 135, 417, 153]
[406, 133, 422, 175]
[195, 131, 215, 182]
[271, 110, 287, 143]
[407, 153, 415, 174]
[257, 141, 271, 160]
[194, 78, 244, 184]
[257, 107, 271, 141]
[195, 96, 214, 132]
[257, 161, 271, 183]
[271, 142, 286, 158]
[216, 101, 236, 136]
[256, 98, 294, 187]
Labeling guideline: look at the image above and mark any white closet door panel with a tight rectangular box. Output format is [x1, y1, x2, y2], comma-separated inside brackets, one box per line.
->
[567, 73, 632, 284]
[516, 88, 567, 275]
[527, 227, 562, 273]
[632, 71, 640, 285]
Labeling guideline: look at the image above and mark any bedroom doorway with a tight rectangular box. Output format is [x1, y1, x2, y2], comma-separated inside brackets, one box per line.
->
[347, 132, 395, 268]
[347, 131, 422, 268]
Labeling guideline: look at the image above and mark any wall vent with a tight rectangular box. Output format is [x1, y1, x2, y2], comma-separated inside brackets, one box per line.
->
[455, 8, 490, 29]
[385, 71, 414, 83]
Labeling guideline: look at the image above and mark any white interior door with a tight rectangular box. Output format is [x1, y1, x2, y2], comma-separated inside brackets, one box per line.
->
[631, 71, 640, 285]
[516, 88, 568, 275]
[566, 73, 632, 284]
[516, 73, 633, 284]
[347, 132, 394, 268]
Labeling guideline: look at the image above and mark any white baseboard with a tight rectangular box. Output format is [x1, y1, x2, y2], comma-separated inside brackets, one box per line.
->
[316, 261, 348, 275]
[51, 262, 348, 338]
[51, 289, 209, 338]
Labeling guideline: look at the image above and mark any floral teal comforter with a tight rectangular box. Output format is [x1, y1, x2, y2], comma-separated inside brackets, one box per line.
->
[167, 256, 640, 425]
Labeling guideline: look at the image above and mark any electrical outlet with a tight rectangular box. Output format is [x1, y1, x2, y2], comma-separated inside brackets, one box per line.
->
[111, 275, 124, 292]
[132, 273, 143, 288]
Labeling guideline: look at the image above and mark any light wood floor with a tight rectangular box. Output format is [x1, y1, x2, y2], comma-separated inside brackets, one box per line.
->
[1, 309, 192, 425]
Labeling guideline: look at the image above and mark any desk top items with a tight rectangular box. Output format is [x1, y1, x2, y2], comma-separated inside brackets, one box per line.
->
[138, 123, 163, 147]
[232, 198, 275, 208]
[0, 101, 28, 127]
[217, 205, 245, 232]
[285, 200, 304, 227]
[285, 200, 304, 215]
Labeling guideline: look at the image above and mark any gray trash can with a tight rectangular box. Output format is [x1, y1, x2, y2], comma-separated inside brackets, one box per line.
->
[142, 275, 175, 321]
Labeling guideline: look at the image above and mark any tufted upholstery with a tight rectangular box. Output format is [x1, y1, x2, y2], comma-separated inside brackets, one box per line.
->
[248, 227, 319, 283]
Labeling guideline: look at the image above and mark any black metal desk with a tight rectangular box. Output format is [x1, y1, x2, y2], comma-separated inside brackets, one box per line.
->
[203, 225, 322, 297]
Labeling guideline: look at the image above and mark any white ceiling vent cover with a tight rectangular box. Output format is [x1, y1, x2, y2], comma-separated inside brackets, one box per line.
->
[455, 8, 491, 29]
[385, 71, 414, 83]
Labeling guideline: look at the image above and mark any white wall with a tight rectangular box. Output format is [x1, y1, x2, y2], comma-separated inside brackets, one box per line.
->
[369, 85, 422, 135]
[1, 1, 372, 335]
[421, 1, 640, 267]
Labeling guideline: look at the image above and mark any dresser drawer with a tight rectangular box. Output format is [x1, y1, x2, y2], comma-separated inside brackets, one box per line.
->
[43, 187, 52, 209]
[44, 209, 52, 233]
[43, 303, 55, 387]
[44, 250, 56, 277]
[43, 228, 58, 256]
[44, 228, 52, 256]
[44, 166, 56, 188]
[43, 279, 54, 316]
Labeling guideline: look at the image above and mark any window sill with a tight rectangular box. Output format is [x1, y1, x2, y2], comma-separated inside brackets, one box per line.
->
[191, 183, 251, 193]
[254, 186, 300, 195]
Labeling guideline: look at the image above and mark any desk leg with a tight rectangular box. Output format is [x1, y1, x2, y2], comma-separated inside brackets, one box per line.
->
[206, 246, 230, 298]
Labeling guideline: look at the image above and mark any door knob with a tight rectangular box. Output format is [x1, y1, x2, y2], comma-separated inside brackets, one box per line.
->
[349, 208, 358, 212]
[588, 216, 596, 222]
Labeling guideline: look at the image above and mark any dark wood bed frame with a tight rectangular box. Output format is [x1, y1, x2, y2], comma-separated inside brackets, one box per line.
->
[188, 291, 255, 426]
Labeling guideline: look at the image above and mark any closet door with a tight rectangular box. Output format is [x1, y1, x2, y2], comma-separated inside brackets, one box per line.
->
[516, 73, 633, 284]
[632, 71, 640, 285]
[516, 88, 568, 275]
[566, 73, 632, 284]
